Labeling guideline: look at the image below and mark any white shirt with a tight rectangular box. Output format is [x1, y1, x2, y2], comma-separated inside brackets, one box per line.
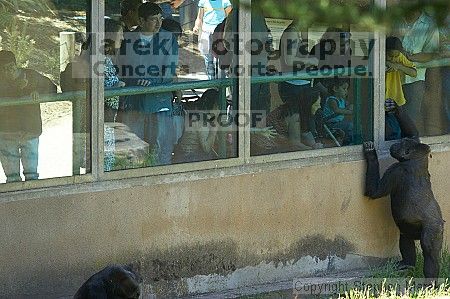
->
[399, 13, 440, 84]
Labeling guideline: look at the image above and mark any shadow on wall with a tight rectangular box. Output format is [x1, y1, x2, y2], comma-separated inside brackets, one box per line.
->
[120, 234, 357, 296]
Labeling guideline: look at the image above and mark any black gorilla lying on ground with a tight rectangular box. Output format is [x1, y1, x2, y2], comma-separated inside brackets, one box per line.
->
[363, 108, 444, 278]
[73, 265, 140, 299]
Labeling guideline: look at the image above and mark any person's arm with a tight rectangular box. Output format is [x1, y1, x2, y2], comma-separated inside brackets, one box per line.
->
[222, 13, 233, 51]
[223, 0, 232, 16]
[406, 52, 439, 63]
[386, 61, 417, 78]
[27, 69, 57, 95]
[406, 24, 440, 63]
[193, 7, 204, 34]
[250, 127, 278, 139]
[198, 121, 219, 153]
[329, 99, 353, 115]
[224, 6, 232, 15]
[21, 70, 56, 102]
[281, 28, 318, 68]
[170, 0, 185, 9]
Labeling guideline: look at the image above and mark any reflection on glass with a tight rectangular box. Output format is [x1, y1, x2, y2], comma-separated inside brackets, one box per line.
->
[0, 0, 90, 183]
[173, 89, 219, 163]
[105, 1, 238, 170]
[442, 16, 450, 134]
[387, 0, 449, 139]
[250, 2, 374, 156]
[103, 18, 125, 172]
[193, 0, 232, 80]
[385, 36, 418, 140]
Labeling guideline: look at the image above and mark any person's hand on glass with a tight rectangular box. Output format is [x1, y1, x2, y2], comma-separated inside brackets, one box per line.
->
[260, 126, 278, 139]
[252, 126, 278, 139]
[137, 79, 151, 87]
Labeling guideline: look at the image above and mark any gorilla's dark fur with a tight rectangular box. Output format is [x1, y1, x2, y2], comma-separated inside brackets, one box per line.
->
[73, 265, 140, 299]
[363, 108, 444, 278]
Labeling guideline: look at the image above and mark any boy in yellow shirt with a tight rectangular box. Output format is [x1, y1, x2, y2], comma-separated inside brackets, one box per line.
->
[385, 36, 417, 140]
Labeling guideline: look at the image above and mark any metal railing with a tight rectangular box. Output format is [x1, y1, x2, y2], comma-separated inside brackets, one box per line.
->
[0, 66, 370, 173]
[1, 57, 448, 106]
[0, 66, 376, 106]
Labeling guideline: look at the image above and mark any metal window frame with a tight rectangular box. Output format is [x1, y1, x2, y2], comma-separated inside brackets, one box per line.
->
[0, 0, 101, 194]
[93, 0, 104, 181]
[376, 0, 450, 151]
[99, 5, 247, 181]
[1, 0, 449, 199]
[374, 0, 386, 150]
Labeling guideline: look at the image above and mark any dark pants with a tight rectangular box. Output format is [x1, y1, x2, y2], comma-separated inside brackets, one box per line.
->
[278, 82, 313, 133]
[385, 112, 401, 141]
[251, 83, 271, 127]
[104, 106, 118, 123]
[403, 81, 426, 136]
[122, 110, 174, 166]
[330, 120, 354, 145]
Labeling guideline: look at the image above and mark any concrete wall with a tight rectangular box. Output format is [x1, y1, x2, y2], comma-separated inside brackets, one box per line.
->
[1, 150, 449, 297]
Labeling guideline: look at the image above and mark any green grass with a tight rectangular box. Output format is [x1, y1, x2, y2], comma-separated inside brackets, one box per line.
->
[347, 245, 450, 298]
[341, 281, 450, 299]
[370, 245, 450, 280]
[113, 148, 158, 170]
[238, 246, 450, 299]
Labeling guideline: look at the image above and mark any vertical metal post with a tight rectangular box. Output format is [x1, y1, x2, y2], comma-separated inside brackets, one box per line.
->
[241, 0, 251, 163]
[93, 0, 104, 179]
[72, 96, 84, 175]
[353, 77, 362, 144]
[368, 33, 375, 142]
[373, 0, 386, 148]
[72, 0, 94, 176]
[218, 85, 227, 158]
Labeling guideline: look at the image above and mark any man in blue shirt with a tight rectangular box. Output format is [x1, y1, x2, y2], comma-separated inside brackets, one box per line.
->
[119, 2, 179, 166]
[193, 0, 232, 79]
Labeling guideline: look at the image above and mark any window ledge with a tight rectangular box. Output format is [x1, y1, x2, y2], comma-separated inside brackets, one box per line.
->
[1, 139, 449, 204]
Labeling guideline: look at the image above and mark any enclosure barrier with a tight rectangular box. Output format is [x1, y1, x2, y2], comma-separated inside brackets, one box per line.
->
[0, 59, 447, 174]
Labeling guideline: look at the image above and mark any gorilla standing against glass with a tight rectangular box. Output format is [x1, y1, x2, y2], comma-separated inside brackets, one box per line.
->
[363, 108, 444, 279]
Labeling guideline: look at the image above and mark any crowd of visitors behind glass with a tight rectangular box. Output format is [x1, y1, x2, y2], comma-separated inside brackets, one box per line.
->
[0, 0, 448, 182]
